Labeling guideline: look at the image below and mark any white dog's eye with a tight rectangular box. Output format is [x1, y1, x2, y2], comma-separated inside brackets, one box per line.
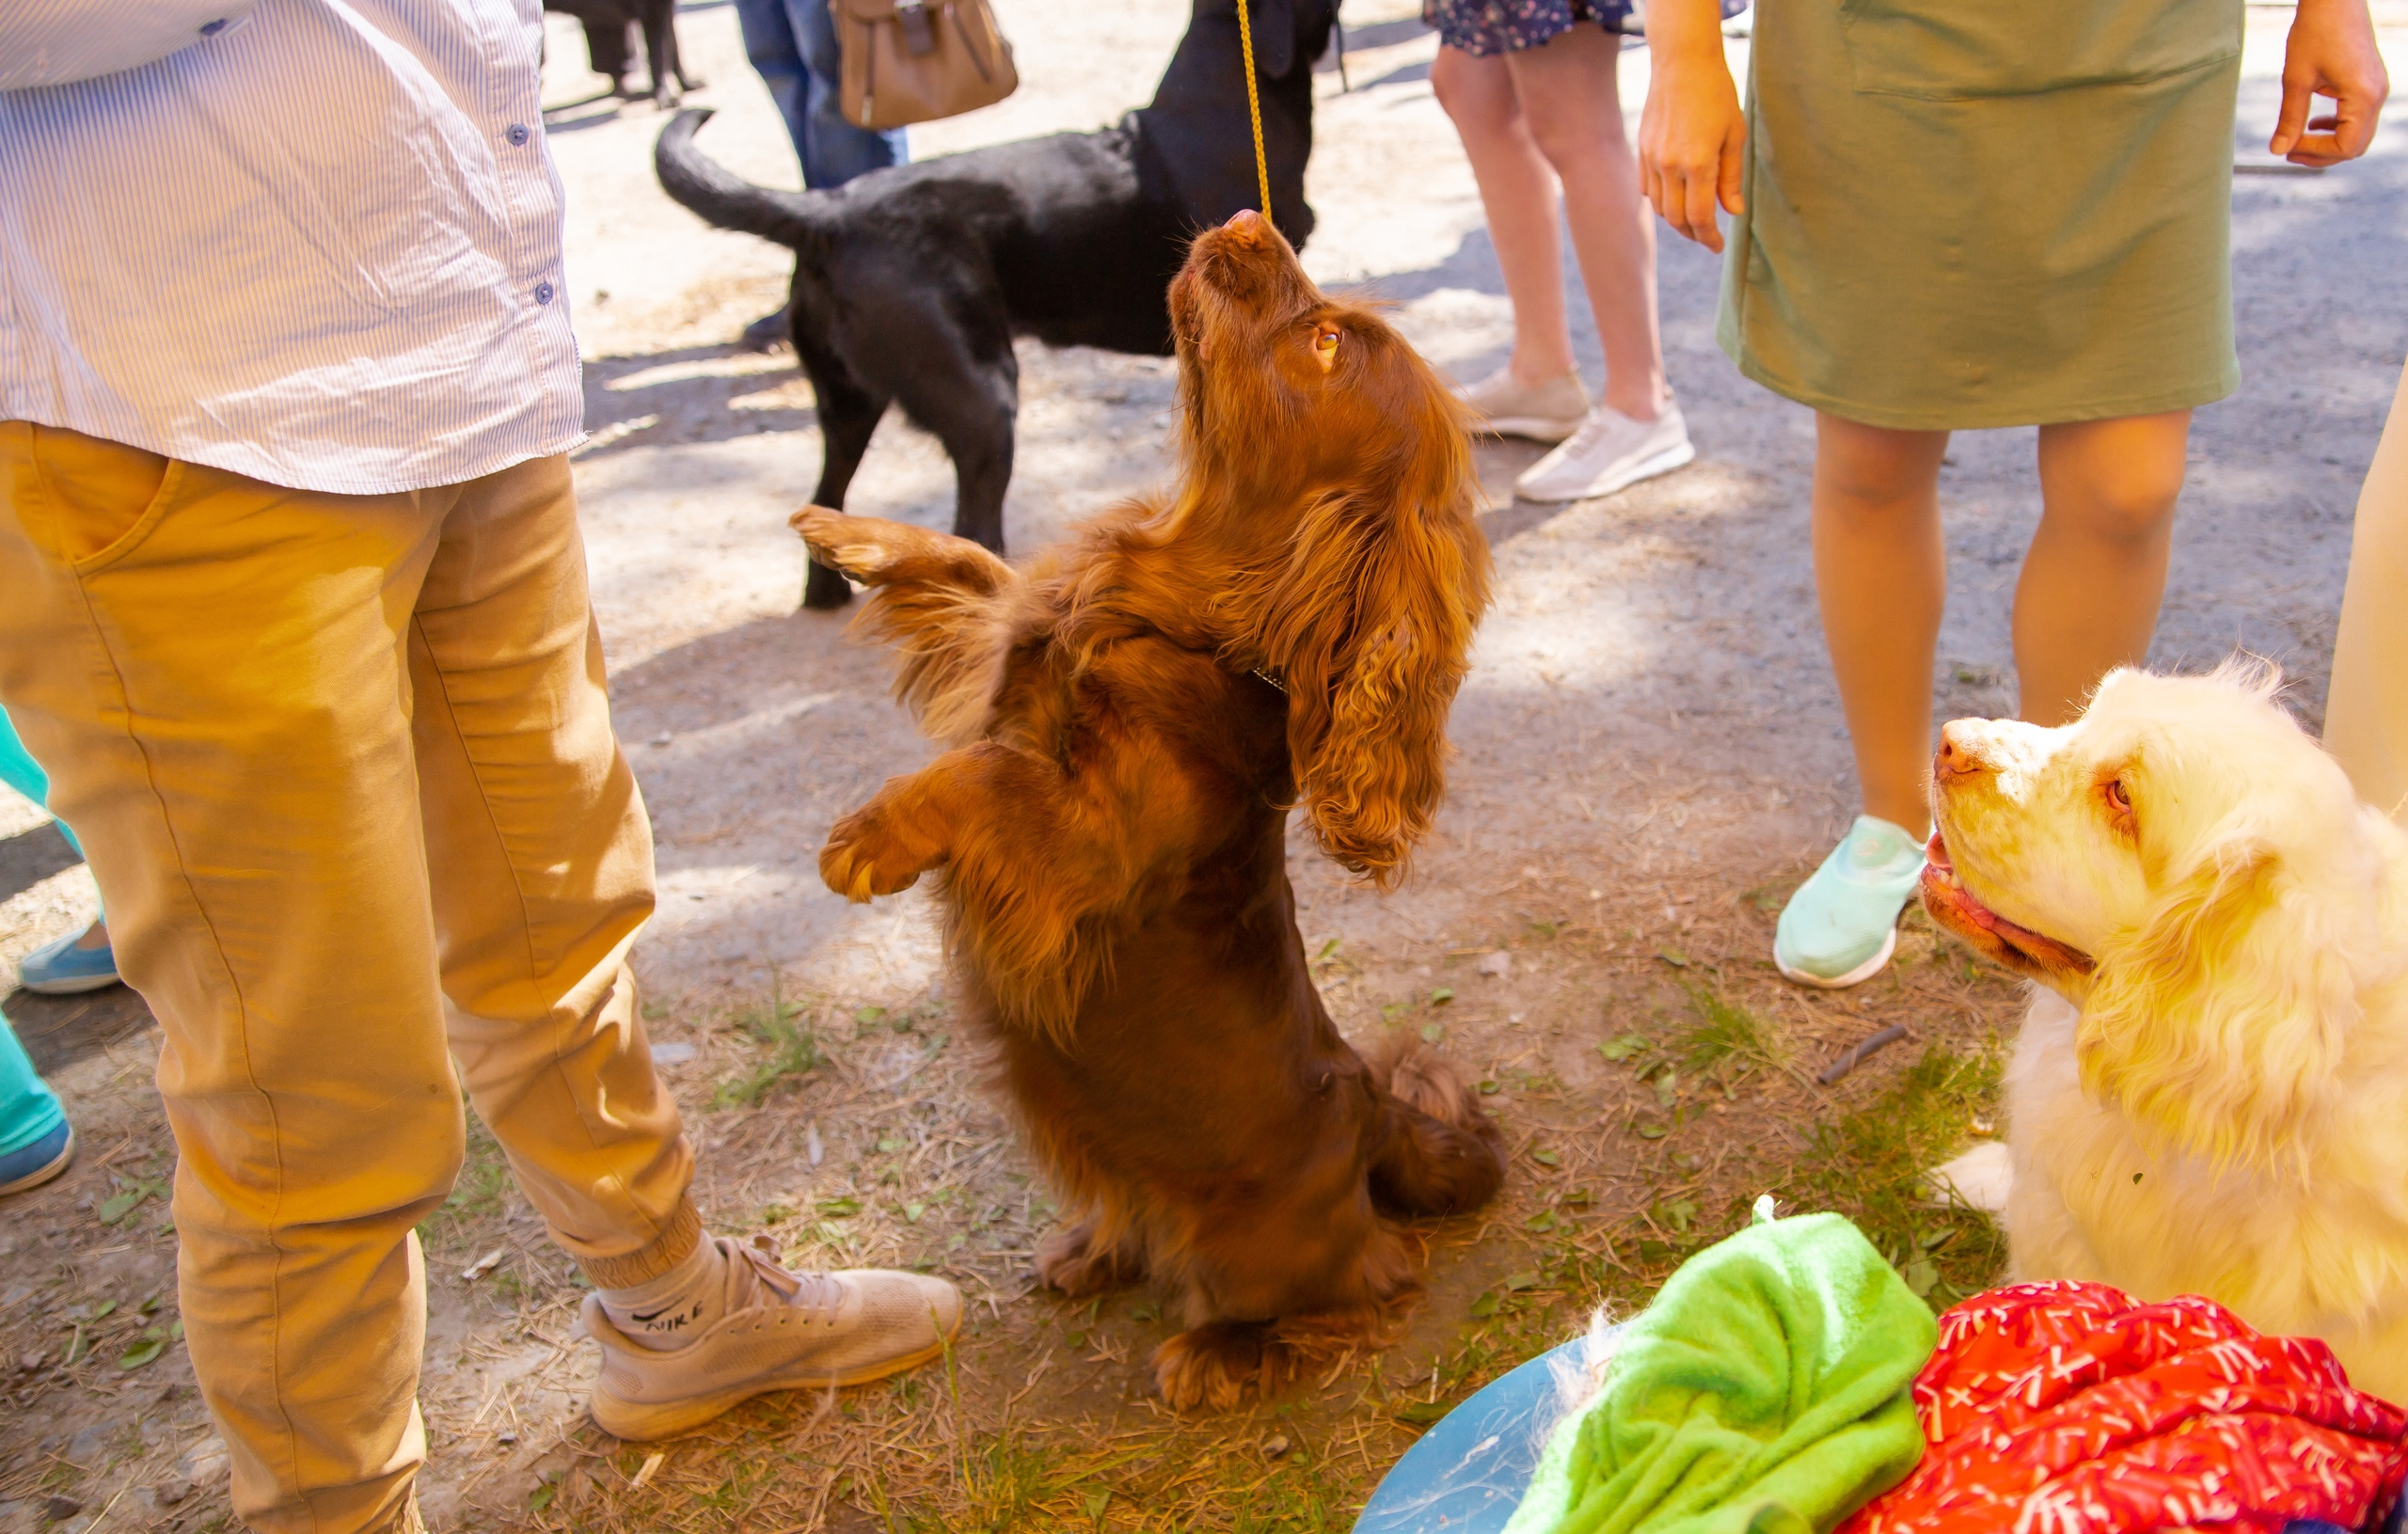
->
[2104, 778, 2133, 818]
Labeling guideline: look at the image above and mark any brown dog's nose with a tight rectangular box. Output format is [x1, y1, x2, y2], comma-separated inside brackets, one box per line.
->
[1222, 208, 1268, 244]
[1933, 722, 1988, 782]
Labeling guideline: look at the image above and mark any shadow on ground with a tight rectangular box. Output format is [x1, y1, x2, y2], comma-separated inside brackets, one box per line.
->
[8, 982, 155, 1079]
[0, 823, 79, 905]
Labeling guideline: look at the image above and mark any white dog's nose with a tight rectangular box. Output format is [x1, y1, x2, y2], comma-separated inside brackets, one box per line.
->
[1936, 721, 1990, 781]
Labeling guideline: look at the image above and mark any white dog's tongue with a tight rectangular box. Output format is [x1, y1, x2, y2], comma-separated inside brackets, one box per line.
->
[1925, 830, 1955, 873]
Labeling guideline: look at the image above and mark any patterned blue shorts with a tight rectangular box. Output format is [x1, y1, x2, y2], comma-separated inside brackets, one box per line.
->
[1422, 0, 1640, 55]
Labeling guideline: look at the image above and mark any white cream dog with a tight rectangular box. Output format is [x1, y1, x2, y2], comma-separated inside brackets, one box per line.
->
[1922, 663, 2408, 1401]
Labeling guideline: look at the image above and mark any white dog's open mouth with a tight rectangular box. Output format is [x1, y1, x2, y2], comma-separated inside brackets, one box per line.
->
[1920, 830, 2097, 977]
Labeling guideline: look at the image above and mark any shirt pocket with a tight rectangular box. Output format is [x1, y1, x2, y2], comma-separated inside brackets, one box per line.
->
[1838, 0, 2242, 99]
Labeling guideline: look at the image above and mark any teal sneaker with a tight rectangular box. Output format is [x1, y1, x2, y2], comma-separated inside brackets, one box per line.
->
[19, 926, 120, 995]
[1773, 815, 1927, 988]
[0, 1120, 74, 1197]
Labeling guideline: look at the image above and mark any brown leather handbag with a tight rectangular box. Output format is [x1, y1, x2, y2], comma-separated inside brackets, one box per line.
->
[834, 0, 1019, 131]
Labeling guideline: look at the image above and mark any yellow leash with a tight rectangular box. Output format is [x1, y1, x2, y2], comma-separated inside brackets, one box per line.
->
[1232, 0, 1274, 213]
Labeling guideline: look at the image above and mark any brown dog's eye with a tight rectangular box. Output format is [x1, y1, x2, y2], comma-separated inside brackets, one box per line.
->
[1313, 328, 1341, 372]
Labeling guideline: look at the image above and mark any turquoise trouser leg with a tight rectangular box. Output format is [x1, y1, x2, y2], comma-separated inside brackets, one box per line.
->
[0, 702, 80, 856]
[3, 703, 85, 1152]
[0, 1005, 66, 1157]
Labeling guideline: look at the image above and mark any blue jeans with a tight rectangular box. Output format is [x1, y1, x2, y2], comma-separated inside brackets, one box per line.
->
[733, 0, 907, 189]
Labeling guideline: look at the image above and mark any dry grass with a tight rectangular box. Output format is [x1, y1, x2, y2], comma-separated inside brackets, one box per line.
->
[0, 853, 2023, 1534]
[388, 861, 2026, 1534]
[0, 775, 2020, 1534]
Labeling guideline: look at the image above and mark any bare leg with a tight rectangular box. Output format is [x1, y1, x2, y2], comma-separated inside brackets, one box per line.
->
[2017, 412, 2188, 726]
[1431, 46, 1575, 387]
[1812, 414, 1951, 837]
[1504, 25, 1666, 420]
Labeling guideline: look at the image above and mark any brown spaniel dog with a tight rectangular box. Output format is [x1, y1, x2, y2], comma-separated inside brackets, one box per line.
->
[793, 210, 1504, 1410]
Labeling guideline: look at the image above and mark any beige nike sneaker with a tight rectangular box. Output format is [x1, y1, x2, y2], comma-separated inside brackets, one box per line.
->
[1456, 365, 1590, 443]
[582, 1239, 962, 1440]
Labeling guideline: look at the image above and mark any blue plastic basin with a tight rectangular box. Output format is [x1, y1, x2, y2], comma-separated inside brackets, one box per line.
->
[1353, 1337, 1589, 1534]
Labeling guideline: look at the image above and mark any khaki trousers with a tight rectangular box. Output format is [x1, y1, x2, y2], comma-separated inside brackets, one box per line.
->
[2328, 360, 2408, 822]
[0, 425, 699, 1534]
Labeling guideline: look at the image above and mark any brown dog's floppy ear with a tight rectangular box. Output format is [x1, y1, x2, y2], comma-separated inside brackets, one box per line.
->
[1254, 426, 1490, 887]
[2077, 829, 2359, 1173]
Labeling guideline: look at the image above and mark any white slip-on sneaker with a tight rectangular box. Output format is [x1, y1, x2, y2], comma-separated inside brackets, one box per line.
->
[1513, 401, 1696, 502]
[583, 1239, 962, 1440]
[1455, 366, 1590, 443]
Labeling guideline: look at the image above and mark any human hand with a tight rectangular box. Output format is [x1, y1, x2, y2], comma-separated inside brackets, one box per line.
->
[2271, 0, 2389, 166]
[1640, 3, 1747, 251]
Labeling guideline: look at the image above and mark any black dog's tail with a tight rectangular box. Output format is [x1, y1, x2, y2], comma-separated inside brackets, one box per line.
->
[654, 108, 834, 250]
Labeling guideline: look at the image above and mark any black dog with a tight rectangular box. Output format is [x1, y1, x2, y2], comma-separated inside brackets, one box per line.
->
[550, 0, 701, 107]
[655, 0, 1337, 609]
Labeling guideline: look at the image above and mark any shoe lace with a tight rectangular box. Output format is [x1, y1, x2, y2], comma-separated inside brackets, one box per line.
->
[1559, 407, 1632, 459]
[728, 1241, 845, 1322]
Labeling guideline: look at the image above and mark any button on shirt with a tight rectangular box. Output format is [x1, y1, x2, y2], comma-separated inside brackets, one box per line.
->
[0, 0, 584, 495]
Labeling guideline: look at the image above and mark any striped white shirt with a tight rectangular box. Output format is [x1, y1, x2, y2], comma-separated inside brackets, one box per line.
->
[0, 0, 585, 495]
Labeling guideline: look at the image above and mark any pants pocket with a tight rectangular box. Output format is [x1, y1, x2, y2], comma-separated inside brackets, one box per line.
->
[24, 424, 185, 574]
[1839, 0, 2240, 99]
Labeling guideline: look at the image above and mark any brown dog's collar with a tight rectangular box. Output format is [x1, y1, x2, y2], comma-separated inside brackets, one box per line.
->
[1251, 666, 1288, 694]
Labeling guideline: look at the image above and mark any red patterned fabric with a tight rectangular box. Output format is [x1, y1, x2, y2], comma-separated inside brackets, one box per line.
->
[1838, 1281, 2408, 1534]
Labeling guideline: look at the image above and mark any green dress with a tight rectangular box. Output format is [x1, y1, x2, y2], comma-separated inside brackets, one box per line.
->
[1718, 0, 2245, 429]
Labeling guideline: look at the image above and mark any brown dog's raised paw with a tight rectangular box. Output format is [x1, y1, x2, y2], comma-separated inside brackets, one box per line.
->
[790, 505, 1014, 596]
[788, 505, 891, 583]
[819, 801, 943, 903]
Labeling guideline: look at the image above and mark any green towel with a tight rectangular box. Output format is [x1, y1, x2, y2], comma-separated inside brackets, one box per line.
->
[1502, 1211, 1936, 1534]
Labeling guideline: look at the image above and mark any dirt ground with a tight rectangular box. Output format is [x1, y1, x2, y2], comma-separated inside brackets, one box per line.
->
[5, 3, 2407, 1530]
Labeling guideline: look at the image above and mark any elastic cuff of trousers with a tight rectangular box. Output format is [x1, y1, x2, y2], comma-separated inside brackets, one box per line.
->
[577, 1198, 703, 1289]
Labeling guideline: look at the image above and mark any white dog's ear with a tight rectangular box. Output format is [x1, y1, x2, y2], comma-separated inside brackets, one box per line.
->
[2078, 831, 2360, 1172]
